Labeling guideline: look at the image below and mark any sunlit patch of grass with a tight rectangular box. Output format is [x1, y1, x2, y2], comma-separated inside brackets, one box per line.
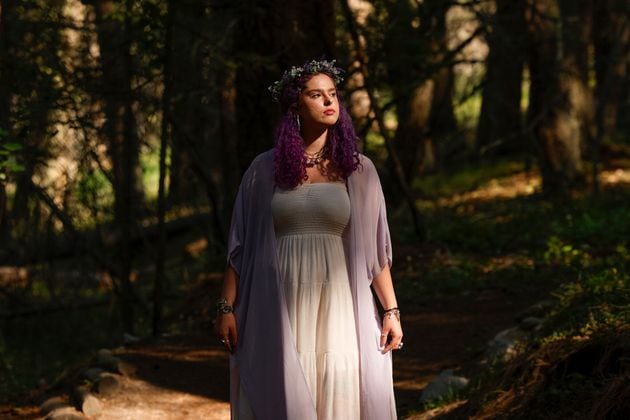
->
[413, 159, 526, 199]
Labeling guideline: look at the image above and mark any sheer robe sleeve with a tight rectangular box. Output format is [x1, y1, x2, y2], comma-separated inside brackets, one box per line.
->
[226, 181, 245, 278]
[358, 156, 393, 281]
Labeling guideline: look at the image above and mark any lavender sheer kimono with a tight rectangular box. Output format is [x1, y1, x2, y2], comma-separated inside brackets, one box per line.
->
[227, 149, 396, 419]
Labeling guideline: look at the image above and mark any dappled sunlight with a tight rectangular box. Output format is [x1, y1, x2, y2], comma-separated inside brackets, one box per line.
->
[424, 167, 630, 208]
[480, 254, 535, 273]
[98, 375, 230, 420]
[432, 170, 541, 206]
[123, 345, 227, 363]
[601, 168, 630, 185]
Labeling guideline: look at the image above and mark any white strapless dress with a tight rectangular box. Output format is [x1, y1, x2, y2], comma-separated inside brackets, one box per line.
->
[235, 182, 360, 419]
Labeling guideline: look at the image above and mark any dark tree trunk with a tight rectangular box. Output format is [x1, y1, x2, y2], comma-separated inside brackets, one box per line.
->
[593, 0, 630, 141]
[153, 0, 175, 338]
[559, 0, 592, 82]
[426, 1, 457, 171]
[165, 0, 230, 244]
[390, 0, 457, 182]
[233, 0, 336, 169]
[476, 0, 527, 156]
[429, 66, 457, 171]
[526, 0, 589, 195]
[394, 84, 433, 180]
[167, 0, 205, 207]
[385, 0, 431, 181]
[94, 0, 140, 333]
[218, 65, 241, 224]
[0, 0, 12, 243]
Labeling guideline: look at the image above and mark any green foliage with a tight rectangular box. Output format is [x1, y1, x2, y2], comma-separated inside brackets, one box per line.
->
[73, 169, 115, 228]
[539, 266, 630, 345]
[0, 134, 25, 181]
[543, 236, 593, 269]
[421, 386, 465, 411]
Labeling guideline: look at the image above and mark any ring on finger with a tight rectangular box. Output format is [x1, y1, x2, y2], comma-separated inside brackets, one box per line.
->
[397, 342, 404, 350]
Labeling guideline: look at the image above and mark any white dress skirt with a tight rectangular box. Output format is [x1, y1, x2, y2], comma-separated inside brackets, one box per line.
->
[235, 182, 360, 419]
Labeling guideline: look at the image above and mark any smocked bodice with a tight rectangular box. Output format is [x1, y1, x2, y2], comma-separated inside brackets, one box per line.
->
[271, 182, 350, 237]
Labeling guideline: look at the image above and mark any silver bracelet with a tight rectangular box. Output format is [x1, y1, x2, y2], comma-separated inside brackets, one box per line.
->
[215, 298, 234, 316]
[383, 307, 400, 322]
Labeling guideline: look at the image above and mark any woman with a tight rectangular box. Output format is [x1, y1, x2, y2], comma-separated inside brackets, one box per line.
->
[215, 59, 403, 420]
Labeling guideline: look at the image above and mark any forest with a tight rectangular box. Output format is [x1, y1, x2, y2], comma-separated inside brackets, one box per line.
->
[1, 0, 628, 418]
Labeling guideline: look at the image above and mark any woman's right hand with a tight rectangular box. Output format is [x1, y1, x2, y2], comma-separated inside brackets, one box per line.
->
[214, 312, 237, 353]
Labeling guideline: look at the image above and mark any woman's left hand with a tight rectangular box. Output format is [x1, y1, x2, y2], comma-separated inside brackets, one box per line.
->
[380, 315, 403, 353]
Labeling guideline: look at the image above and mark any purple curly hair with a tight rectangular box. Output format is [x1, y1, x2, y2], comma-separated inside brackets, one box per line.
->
[273, 69, 360, 189]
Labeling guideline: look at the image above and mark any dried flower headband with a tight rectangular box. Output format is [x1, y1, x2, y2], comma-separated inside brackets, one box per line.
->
[268, 59, 344, 103]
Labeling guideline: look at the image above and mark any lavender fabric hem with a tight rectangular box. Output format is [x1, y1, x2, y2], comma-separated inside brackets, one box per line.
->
[227, 149, 396, 419]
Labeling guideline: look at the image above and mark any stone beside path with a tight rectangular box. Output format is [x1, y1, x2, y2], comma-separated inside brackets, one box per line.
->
[37, 336, 231, 419]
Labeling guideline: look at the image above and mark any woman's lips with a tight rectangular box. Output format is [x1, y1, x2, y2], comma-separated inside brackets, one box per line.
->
[324, 109, 336, 115]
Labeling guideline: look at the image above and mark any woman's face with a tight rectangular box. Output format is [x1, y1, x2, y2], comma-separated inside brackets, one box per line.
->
[297, 73, 339, 129]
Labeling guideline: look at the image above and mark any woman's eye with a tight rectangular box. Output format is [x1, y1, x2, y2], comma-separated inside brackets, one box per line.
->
[311, 94, 320, 98]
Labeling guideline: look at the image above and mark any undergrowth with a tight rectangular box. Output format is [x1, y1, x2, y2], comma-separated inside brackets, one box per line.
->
[400, 166, 630, 418]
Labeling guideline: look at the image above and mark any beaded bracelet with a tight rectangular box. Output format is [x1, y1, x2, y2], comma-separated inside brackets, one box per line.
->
[383, 307, 400, 322]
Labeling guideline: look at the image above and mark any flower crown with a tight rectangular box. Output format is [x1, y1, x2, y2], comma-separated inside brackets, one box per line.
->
[268, 59, 344, 103]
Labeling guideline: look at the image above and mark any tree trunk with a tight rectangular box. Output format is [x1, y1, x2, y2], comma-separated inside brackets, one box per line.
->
[593, 0, 630, 141]
[385, 0, 431, 181]
[0, 0, 12, 244]
[165, 0, 230, 245]
[217, 65, 241, 224]
[389, 0, 457, 181]
[476, 0, 526, 156]
[167, 0, 204, 207]
[429, 65, 457, 171]
[526, 0, 589, 195]
[394, 83, 433, 180]
[153, 0, 175, 338]
[94, 0, 139, 333]
[426, 1, 457, 171]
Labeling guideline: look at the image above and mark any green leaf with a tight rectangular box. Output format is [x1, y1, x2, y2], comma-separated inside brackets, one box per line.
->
[8, 161, 25, 172]
[3, 143, 22, 152]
